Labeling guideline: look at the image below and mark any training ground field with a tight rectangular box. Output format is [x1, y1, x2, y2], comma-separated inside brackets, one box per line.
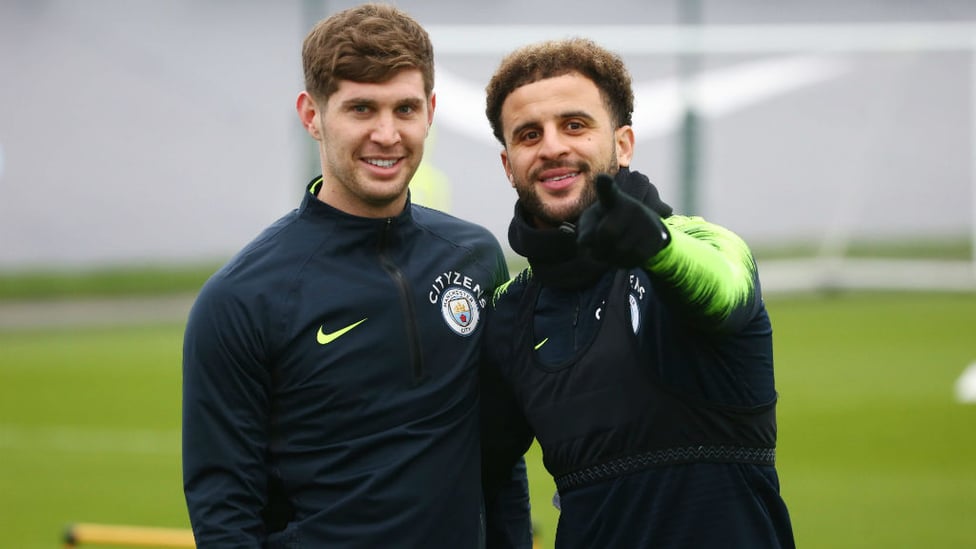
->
[1, 292, 974, 548]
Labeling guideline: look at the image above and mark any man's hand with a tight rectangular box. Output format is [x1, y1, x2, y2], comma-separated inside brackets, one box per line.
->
[577, 174, 670, 267]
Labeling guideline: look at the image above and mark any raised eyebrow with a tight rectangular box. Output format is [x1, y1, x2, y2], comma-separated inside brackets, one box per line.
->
[560, 110, 597, 124]
[509, 120, 540, 141]
[510, 110, 597, 139]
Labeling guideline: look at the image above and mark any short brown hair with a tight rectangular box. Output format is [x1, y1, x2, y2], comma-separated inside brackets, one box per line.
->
[302, 3, 434, 102]
[485, 38, 634, 145]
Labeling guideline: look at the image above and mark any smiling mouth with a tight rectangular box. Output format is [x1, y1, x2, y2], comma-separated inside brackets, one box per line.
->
[534, 162, 587, 185]
[365, 158, 399, 168]
[541, 172, 579, 183]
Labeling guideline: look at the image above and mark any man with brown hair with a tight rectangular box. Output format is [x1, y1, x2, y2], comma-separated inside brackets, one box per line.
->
[480, 38, 795, 547]
[182, 4, 530, 547]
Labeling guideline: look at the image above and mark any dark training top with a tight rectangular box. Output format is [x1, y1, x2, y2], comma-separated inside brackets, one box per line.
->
[482, 169, 796, 548]
[183, 178, 529, 548]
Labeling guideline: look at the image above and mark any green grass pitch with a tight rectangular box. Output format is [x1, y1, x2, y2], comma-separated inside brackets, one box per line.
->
[1, 292, 974, 548]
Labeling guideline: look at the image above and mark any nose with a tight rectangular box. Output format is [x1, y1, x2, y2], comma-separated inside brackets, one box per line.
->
[371, 112, 401, 146]
[537, 128, 569, 159]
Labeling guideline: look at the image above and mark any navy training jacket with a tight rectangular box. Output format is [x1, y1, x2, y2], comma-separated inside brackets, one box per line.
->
[482, 197, 795, 548]
[183, 178, 529, 548]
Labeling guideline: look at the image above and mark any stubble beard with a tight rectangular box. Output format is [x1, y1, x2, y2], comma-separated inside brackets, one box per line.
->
[517, 176, 595, 228]
[324, 147, 416, 210]
[515, 152, 618, 228]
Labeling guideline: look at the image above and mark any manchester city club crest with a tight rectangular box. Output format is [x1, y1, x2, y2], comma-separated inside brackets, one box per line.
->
[441, 287, 480, 336]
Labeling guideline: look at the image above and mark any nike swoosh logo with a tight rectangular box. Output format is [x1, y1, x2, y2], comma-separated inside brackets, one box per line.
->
[317, 318, 367, 345]
[534, 337, 549, 351]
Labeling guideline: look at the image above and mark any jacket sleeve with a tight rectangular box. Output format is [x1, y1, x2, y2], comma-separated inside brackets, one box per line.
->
[182, 280, 271, 547]
[645, 214, 763, 332]
[479, 297, 535, 549]
[483, 456, 533, 549]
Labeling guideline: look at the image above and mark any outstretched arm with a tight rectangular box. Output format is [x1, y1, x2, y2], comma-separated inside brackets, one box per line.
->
[646, 214, 762, 332]
[577, 174, 761, 332]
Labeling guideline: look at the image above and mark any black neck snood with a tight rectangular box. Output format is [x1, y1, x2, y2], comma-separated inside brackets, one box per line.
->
[507, 168, 671, 290]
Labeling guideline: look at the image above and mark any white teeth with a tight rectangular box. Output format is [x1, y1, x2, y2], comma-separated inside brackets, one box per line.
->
[366, 159, 396, 168]
[544, 173, 577, 182]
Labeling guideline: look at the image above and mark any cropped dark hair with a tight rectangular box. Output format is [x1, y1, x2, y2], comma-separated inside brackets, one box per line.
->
[302, 3, 434, 101]
[485, 38, 633, 144]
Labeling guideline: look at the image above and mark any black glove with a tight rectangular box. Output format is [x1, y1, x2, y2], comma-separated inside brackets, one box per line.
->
[577, 174, 670, 267]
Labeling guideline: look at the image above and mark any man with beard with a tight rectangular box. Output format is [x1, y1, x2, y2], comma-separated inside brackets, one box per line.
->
[479, 38, 796, 548]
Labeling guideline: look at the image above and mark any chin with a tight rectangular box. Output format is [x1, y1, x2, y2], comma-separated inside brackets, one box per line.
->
[542, 205, 581, 226]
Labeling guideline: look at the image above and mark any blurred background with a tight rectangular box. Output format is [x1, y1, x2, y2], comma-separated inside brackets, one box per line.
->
[2, 0, 974, 283]
[1, 1, 975, 548]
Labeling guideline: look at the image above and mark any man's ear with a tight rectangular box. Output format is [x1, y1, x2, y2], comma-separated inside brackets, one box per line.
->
[296, 91, 321, 140]
[615, 125, 635, 167]
[500, 149, 514, 187]
[427, 92, 436, 129]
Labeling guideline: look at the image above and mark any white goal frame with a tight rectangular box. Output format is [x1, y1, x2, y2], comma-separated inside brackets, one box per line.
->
[428, 22, 976, 292]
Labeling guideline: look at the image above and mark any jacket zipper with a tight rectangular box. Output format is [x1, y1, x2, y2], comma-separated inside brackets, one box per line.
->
[573, 294, 582, 351]
[379, 218, 425, 383]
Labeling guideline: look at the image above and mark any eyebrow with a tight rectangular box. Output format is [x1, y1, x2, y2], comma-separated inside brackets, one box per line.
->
[339, 96, 426, 110]
[397, 97, 426, 109]
[510, 110, 597, 139]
